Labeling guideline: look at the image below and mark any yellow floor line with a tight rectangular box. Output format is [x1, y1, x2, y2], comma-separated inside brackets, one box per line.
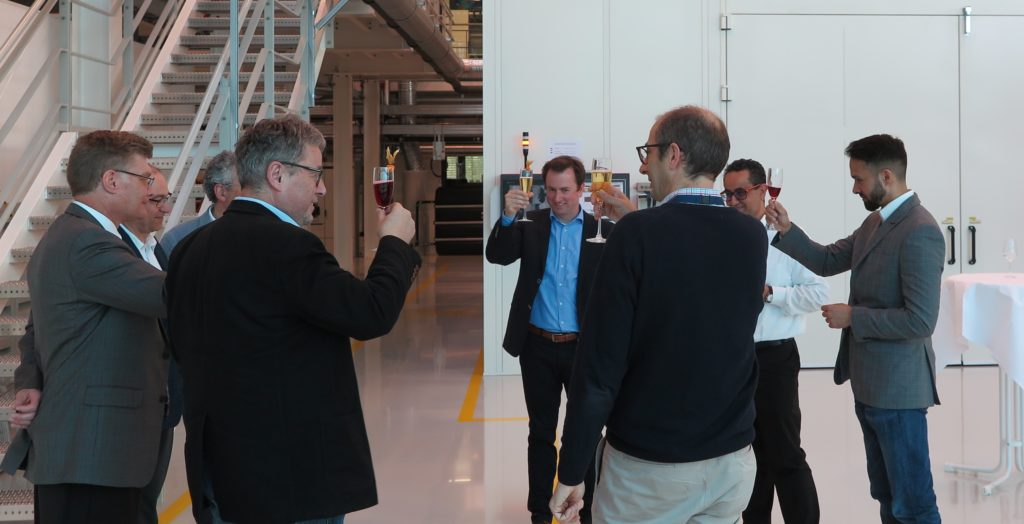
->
[351, 261, 448, 353]
[158, 490, 192, 523]
[458, 349, 529, 423]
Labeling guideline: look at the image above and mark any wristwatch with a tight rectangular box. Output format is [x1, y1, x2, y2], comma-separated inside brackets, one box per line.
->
[765, 285, 774, 304]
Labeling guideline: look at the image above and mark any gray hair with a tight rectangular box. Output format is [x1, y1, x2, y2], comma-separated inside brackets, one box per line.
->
[655, 106, 730, 180]
[234, 115, 325, 191]
[203, 150, 237, 202]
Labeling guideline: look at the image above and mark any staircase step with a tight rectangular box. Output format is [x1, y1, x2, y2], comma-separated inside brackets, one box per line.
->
[9, 248, 33, 264]
[138, 130, 221, 144]
[189, 17, 301, 29]
[152, 91, 292, 105]
[143, 113, 259, 126]
[162, 71, 298, 84]
[0, 281, 29, 299]
[180, 34, 300, 48]
[171, 52, 263, 65]
[0, 388, 16, 418]
[0, 350, 20, 377]
[0, 315, 28, 337]
[0, 489, 33, 519]
[29, 215, 56, 230]
[46, 186, 72, 200]
[196, 0, 300, 12]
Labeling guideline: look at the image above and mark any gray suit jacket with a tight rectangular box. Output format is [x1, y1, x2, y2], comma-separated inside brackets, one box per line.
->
[773, 194, 945, 409]
[1, 203, 168, 487]
[160, 207, 215, 257]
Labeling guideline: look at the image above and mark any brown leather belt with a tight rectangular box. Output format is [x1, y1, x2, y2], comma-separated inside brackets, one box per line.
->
[528, 325, 578, 343]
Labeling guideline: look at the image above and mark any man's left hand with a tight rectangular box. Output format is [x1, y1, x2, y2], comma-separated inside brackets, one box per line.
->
[549, 482, 585, 524]
[822, 303, 852, 329]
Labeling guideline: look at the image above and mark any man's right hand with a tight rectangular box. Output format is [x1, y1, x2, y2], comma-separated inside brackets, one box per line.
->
[594, 185, 636, 221]
[379, 203, 416, 243]
[765, 199, 793, 235]
[10, 388, 41, 429]
[503, 188, 533, 218]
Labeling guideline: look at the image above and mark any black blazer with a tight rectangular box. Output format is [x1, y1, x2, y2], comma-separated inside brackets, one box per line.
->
[166, 200, 421, 524]
[485, 208, 612, 356]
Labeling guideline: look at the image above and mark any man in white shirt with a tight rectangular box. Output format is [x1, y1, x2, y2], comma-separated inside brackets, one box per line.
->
[722, 158, 828, 524]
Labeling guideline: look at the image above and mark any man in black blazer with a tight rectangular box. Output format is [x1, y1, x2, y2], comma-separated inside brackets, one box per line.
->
[486, 155, 611, 524]
[167, 116, 420, 524]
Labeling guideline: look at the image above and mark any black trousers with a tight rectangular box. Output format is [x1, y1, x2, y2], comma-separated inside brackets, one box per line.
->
[35, 483, 141, 524]
[743, 339, 820, 524]
[519, 332, 595, 524]
[140, 427, 175, 524]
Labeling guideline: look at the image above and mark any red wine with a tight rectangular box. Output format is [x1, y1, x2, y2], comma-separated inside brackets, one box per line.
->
[374, 180, 394, 208]
[767, 186, 782, 198]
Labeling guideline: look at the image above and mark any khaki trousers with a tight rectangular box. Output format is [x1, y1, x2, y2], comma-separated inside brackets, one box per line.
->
[593, 442, 756, 524]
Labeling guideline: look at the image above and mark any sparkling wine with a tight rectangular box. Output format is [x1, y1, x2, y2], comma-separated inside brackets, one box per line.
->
[767, 186, 782, 199]
[520, 176, 533, 193]
[374, 180, 394, 208]
[590, 170, 612, 201]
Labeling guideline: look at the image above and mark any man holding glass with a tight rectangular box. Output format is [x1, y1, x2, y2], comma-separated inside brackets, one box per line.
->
[486, 155, 611, 524]
[550, 106, 767, 523]
[723, 158, 827, 524]
[766, 134, 944, 524]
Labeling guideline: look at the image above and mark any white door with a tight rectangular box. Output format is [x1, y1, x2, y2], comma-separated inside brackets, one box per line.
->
[726, 14, 961, 367]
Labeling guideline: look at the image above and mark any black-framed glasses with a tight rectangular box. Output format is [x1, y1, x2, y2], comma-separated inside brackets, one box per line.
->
[115, 169, 155, 186]
[636, 143, 671, 164]
[277, 160, 324, 186]
[721, 184, 764, 202]
[148, 194, 172, 206]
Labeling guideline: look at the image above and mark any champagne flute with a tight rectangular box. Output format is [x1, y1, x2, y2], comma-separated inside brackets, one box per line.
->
[1005, 238, 1017, 273]
[766, 167, 784, 231]
[587, 158, 612, 244]
[517, 169, 534, 222]
[373, 166, 395, 210]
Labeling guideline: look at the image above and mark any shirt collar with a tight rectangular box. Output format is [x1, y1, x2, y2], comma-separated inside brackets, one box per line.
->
[235, 197, 300, 227]
[120, 226, 154, 252]
[879, 190, 915, 222]
[549, 206, 585, 225]
[658, 187, 723, 207]
[72, 201, 120, 236]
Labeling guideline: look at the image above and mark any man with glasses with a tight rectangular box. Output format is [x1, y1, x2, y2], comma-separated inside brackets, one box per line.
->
[722, 158, 827, 524]
[766, 135, 944, 524]
[161, 151, 241, 255]
[551, 106, 766, 523]
[166, 116, 420, 524]
[1, 130, 167, 523]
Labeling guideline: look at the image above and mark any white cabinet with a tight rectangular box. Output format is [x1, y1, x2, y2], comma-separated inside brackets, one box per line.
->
[725, 10, 1022, 367]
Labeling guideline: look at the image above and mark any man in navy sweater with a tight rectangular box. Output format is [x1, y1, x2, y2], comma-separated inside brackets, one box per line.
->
[550, 106, 767, 523]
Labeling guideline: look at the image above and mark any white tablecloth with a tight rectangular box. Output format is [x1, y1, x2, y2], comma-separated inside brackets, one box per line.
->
[934, 273, 1024, 385]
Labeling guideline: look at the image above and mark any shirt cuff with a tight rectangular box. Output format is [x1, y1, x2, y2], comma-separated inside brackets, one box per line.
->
[500, 214, 516, 227]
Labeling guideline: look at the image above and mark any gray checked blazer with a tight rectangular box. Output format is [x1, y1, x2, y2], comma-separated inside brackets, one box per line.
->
[773, 194, 945, 409]
[1, 203, 168, 487]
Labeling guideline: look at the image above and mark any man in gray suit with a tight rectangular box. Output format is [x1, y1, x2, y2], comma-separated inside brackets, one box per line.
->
[161, 150, 239, 255]
[3, 130, 168, 523]
[766, 134, 944, 524]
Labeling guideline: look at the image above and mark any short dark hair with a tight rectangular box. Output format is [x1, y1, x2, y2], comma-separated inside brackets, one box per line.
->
[235, 115, 325, 190]
[66, 130, 153, 196]
[655, 106, 730, 180]
[203, 150, 237, 202]
[541, 155, 585, 187]
[723, 158, 766, 185]
[845, 134, 907, 180]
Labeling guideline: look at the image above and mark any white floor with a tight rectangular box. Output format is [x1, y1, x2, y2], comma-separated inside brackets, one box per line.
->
[160, 254, 1024, 523]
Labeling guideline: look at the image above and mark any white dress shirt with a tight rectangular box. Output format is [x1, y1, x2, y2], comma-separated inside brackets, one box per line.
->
[73, 201, 120, 237]
[757, 218, 829, 342]
[121, 227, 162, 269]
[879, 190, 915, 222]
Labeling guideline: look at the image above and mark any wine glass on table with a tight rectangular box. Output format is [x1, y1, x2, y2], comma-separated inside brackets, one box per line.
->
[517, 168, 534, 222]
[1005, 238, 1017, 274]
[766, 167, 784, 231]
[587, 158, 612, 244]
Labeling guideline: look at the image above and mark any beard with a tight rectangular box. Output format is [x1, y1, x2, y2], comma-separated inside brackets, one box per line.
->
[861, 183, 886, 211]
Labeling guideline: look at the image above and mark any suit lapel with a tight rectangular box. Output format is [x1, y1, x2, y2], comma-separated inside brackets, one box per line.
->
[118, 225, 144, 259]
[155, 241, 169, 270]
[852, 194, 921, 269]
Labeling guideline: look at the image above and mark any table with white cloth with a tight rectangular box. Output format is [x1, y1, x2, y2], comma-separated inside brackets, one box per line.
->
[934, 272, 1024, 494]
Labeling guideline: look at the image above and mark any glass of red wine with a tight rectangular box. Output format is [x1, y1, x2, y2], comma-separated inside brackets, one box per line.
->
[766, 167, 783, 231]
[373, 166, 395, 210]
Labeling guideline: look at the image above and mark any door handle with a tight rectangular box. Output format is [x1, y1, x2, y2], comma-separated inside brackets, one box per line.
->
[968, 225, 977, 265]
[947, 225, 956, 265]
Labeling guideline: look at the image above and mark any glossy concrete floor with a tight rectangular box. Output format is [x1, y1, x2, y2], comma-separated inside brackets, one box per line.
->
[159, 254, 1024, 523]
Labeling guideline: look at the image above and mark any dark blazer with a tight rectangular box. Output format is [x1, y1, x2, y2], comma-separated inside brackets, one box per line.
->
[0, 203, 167, 486]
[118, 226, 182, 429]
[485, 208, 612, 356]
[773, 194, 945, 409]
[166, 200, 421, 524]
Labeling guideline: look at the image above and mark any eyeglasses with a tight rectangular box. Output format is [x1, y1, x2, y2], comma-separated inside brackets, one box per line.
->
[277, 160, 323, 186]
[636, 143, 672, 164]
[721, 184, 764, 202]
[148, 194, 172, 206]
[116, 169, 155, 187]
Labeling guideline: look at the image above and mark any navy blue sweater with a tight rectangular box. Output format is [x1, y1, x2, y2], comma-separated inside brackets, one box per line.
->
[558, 201, 768, 485]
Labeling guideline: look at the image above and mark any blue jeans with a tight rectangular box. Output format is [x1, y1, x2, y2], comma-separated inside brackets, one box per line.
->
[854, 402, 940, 524]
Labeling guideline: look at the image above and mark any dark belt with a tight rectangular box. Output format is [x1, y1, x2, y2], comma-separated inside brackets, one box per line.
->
[528, 325, 578, 343]
[755, 338, 794, 349]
